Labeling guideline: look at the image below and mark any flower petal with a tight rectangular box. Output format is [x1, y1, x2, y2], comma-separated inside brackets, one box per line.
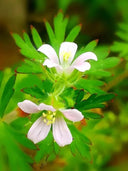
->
[53, 117, 73, 147]
[60, 109, 84, 122]
[38, 44, 59, 64]
[27, 116, 51, 144]
[18, 100, 39, 114]
[55, 65, 63, 73]
[73, 62, 91, 72]
[43, 59, 59, 68]
[38, 103, 56, 112]
[43, 59, 63, 73]
[59, 42, 77, 64]
[72, 52, 97, 66]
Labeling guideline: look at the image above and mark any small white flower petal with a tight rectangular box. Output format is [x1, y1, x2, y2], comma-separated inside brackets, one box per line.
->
[73, 62, 91, 72]
[59, 42, 77, 64]
[53, 117, 73, 147]
[38, 103, 56, 112]
[43, 59, 63, 73]
[43, 59, 59, 68]
[60, 109, 84, 122]
[64, 66, 74, 74]
[38, 44, 59, 64]
[55, 65, 63, 73]
[72, 52, 97, 66]
[18, 100, 39, 114]
[27, 116, 51, 144]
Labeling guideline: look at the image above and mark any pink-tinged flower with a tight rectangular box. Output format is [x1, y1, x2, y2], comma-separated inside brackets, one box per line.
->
[18, 100, 84, 147]
[38, 42, 97, 73]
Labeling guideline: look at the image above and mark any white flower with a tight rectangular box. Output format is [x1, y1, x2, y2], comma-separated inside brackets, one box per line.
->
[38, 42, 97, 73]
[18, 100, 84, 147]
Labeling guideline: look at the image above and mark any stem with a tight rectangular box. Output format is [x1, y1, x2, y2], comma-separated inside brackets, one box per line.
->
[53, 83, 66, 97]
[103, 71, 128, 91]
[2, 110, 18, 124]
[41, 65, 55, 82]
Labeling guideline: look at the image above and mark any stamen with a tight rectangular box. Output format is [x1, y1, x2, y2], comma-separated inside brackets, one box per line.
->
[53, 112, 56, 116]
[43, 113, 46, 117]
[43, 119, 47, 123]
[42, 111, 56, 125]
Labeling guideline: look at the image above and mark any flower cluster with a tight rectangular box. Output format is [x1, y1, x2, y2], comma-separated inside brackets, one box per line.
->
[18, 41, 97, 147]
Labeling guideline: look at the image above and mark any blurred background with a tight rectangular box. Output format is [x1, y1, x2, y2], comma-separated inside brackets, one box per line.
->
[0, 0, 128, 171]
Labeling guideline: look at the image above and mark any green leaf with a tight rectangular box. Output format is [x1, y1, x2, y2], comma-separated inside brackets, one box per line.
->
[83, 112, 103, 119]
[9, 126, 36, 150]
[111, 22, 128, 59]
[94, 93, 115, 103]
[75, 39, 98, 58]
[66, 24, 81, 42]
[0, 75, 16, 118]
[75, 79, 104, 94]
[14, 74, 43, 92]
[60, 87, 77, 107]
[20, 47, 43, 60]
[45, 21, 56, 46]
[84, 39, 99, 52]
[76, 89, 84, 104]
[54, 12, 68, 44]
[116, 31, 128, 42]
[35, 131, 55, 162]
[45, 12, 83, 54]
[75, 93, 114, 111]
[0, 122, 32, 171]
[23, 32, 35, 49]
[70, 125, 91, 145]
[17, 59, 43, 74]
[11, 117, 29, 130]
[86, 46, 120, 78]
[41, 79, 53, 93]
[101, 57, 120, 69]
[31, 25, 43, 48]
[23, 86, 47, 99]
[12, 33, 26, 49]
[12, 33, 44, 61]
[69, 125, 91, 160]
[94, 46, 109, 59]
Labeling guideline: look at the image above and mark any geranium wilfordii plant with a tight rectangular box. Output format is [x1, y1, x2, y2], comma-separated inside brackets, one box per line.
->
[6, 11, 117, 168]
[17, 38, 97, 146]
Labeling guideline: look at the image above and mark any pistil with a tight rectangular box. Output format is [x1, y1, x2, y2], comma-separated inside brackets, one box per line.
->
[61, 51, 71, 62]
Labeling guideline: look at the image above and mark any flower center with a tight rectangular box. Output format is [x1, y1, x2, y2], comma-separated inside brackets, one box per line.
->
[62, 52, 71, 62]
[42, 111, 56, 125]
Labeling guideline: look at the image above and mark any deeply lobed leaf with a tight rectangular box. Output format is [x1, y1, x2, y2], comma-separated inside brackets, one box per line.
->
[0, 74, 16, 118]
